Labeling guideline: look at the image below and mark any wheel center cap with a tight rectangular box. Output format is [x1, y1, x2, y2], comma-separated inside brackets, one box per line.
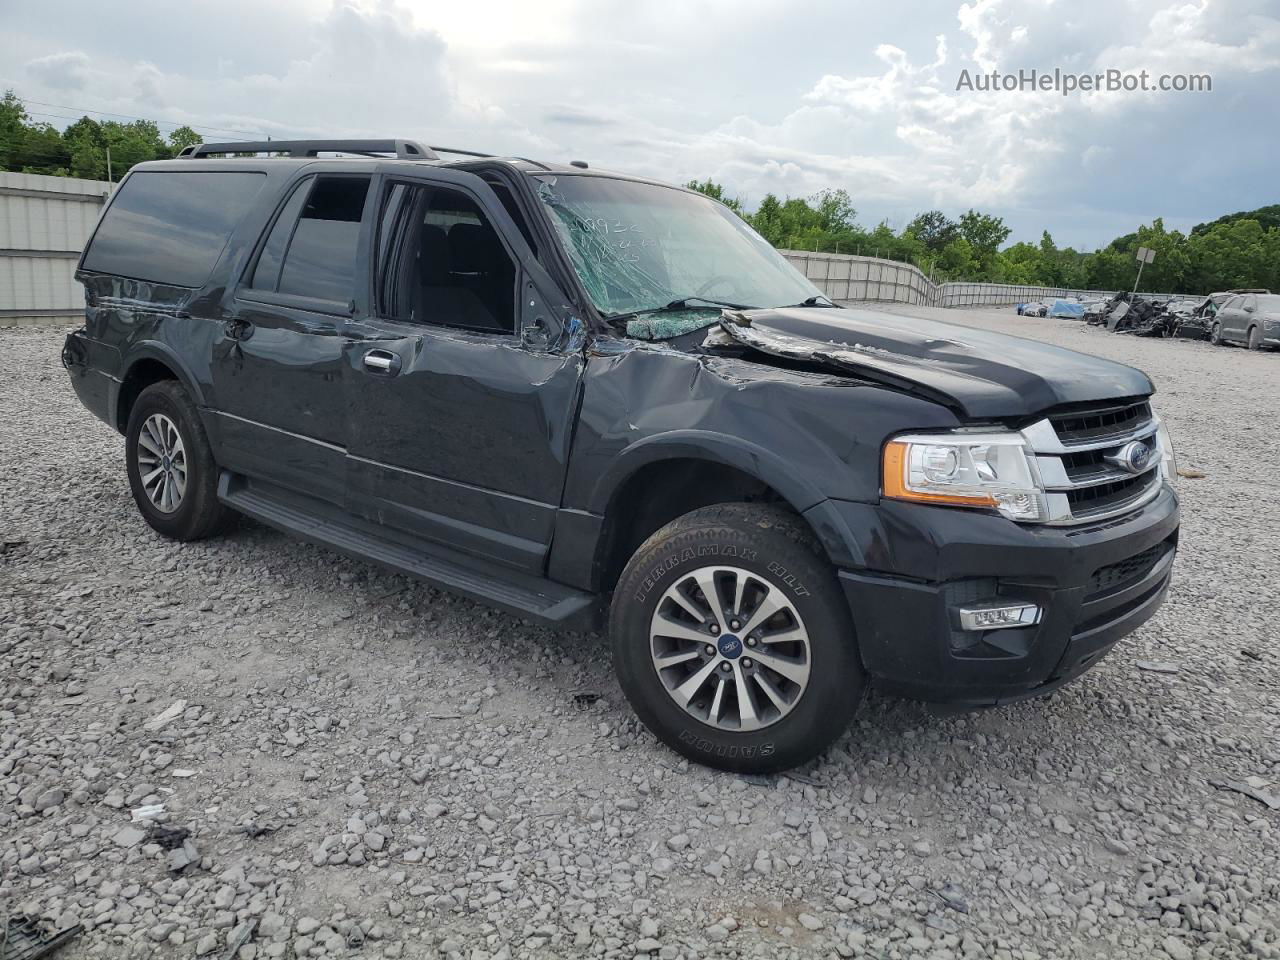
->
[717, 634, 743, 659]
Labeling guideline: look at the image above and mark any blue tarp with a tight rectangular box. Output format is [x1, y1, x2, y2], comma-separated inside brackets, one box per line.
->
[1049, 299, 1085, 319]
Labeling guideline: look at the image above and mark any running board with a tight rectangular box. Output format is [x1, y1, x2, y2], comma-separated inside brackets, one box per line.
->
[217, 472, 600, 631]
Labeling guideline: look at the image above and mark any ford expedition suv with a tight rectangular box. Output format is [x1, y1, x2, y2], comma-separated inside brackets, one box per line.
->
[62, 139, 1180, 772]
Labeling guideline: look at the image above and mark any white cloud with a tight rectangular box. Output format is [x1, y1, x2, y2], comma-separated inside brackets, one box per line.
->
[2, 0, 1277, 248]
[24, 51, 90, 90]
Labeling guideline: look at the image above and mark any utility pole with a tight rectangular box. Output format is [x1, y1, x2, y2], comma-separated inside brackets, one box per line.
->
[106, 145, 113, 185]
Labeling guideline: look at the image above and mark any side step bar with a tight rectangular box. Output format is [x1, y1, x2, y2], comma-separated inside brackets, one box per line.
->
[217, 472, 600, 631]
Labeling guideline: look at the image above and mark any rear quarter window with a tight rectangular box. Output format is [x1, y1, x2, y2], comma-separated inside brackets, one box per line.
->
[82, 171, 267, 287]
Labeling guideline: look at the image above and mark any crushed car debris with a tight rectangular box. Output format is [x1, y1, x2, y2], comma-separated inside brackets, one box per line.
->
[1, 916, 82, 960]
[146, 824, 190, 850]
[1210, 778, 1280, 810]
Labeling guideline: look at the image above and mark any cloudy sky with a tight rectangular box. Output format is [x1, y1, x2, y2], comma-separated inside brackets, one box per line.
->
[3, 0, 1277, 248]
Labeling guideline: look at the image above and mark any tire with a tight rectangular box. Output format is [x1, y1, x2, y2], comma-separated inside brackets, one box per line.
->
[125, 380, 229, 541]
[1247, 326, 1261, 351]
[1210, 322, 1223, 346]
[610, 503, 865, 773]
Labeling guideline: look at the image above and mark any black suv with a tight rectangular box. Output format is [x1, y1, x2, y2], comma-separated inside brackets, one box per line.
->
[63, 139, 1180, 772]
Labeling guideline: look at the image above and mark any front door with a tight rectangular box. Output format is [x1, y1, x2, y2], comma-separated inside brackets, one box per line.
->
[343, 169, 584, 574]
[210, 172, 375, 505]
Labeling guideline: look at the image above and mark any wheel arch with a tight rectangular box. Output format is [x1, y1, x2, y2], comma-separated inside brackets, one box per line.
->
[116, 344, 205, 434]
[586, 433, 840, 594]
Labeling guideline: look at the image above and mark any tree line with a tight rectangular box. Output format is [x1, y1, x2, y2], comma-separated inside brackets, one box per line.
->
[2, 92, 1272, 297]
[1, 92, 202, 181]
[688, 179, 1279, 297]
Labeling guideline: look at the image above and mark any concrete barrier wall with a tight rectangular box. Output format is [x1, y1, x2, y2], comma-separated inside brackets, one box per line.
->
[0, 184, 1171, 327]
[781, 250, 1174, 308]
[0, 172, 110, 326]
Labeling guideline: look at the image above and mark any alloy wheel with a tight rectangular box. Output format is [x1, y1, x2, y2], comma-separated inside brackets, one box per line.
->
[649, 565, 812, 733]
[135, 413, 188, 513]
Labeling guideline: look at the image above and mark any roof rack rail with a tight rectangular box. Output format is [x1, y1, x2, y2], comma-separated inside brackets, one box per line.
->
[177, 139, 439, 160]
[429, 146, 494, 158]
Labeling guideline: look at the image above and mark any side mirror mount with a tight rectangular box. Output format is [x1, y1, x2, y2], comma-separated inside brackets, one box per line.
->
[522, 316, 550, 349]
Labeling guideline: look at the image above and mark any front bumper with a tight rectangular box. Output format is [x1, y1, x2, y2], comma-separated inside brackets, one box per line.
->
[826, 486, 1179, 706]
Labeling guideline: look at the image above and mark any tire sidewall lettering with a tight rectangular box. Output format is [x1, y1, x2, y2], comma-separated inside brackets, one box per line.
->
[766, 560, 810, 598]
[633, 542, 759, 605]
[677, 729, 775, 758]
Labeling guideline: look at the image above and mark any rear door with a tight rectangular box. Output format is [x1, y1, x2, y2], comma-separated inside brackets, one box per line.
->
[1237, 295, 1260, 342]
[1218, 295, 1245, 341]
[342, 167, 584, 574]
[210, 172, 374, 505]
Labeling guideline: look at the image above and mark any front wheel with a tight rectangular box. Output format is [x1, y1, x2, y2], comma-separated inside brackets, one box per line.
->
[1247, 326, 1262, 351]
[611, 503, 865, 773]
[1210, 322, 1223, 346]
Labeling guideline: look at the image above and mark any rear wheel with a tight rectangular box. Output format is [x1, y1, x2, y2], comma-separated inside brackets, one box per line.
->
[611, 503, 864, 773]
[1247, 326, 1262, 350]
[126, 380, 229, 541]
[1210, 322, 1223, 346]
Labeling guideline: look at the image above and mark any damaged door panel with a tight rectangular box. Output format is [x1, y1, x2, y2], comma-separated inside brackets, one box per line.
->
[342, 166, 584, 573]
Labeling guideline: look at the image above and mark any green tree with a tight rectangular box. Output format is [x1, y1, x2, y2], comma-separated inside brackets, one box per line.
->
[168, 125, 203, 152]
[684, 178, 744, 216]
[905, 210, 959, 252]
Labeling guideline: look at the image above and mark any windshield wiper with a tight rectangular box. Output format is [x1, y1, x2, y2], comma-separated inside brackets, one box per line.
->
[782, 295, 837, 308]
[605, 295, 756, 324]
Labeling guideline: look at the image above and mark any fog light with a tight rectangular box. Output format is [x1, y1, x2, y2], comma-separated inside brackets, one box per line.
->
[957, 602, 1041, 631]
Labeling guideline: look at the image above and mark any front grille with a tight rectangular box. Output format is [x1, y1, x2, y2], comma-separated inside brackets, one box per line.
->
[1022, 400, 1164, 525]
[1065, 472, 1159, 518]
[1050, 400, 1152, 446]
[1088, 540, 1170, 595]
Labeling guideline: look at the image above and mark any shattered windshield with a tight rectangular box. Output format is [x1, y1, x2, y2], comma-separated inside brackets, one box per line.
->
[531, 174, 823, 339]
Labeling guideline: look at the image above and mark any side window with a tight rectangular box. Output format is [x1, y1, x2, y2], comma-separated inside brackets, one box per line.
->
[246, 175, 371, 305]
[82, 171, 266, 287]
[483, 177, 537, 254]
[249, 179, 310, 291]
[377, 183, 516, 333]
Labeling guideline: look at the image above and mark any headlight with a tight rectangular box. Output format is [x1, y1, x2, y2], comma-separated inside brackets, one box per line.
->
[1156, 420, 1176, 481]
[883, 432, 1045, 522]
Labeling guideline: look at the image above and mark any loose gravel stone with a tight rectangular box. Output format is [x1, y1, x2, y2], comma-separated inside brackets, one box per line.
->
[2, 317, 1278, 959]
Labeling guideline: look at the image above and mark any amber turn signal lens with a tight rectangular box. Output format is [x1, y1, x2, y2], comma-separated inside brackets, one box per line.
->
[882, 440, 997, 507]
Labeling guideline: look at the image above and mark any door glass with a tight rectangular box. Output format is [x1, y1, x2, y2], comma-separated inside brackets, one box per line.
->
[377, 184, 515, 333]
[275, 176, 371, 303]
[249, 179, 311, 291]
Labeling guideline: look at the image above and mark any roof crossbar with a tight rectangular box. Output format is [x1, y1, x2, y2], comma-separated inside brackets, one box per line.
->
[178, 139, 439, 160]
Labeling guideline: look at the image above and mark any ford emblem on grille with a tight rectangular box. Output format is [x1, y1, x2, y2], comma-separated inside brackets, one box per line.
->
[1107, 440, 1153, 476]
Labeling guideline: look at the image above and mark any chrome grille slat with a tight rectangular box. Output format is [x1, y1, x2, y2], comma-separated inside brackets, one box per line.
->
[1021, 399, 1165, 526]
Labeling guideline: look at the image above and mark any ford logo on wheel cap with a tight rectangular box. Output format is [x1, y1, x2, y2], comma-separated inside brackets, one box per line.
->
[1107, 440, 1153, 476]
[717, 635, 743, 659]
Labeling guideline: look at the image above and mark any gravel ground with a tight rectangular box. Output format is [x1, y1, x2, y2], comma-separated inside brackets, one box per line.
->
[2, 310, 1278, 960]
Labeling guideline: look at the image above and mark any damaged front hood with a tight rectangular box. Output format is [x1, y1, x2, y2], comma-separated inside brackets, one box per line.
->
[716, 306, 1153, 419]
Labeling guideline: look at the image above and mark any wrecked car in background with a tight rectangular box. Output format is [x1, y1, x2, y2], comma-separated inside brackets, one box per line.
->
[1209, 292, 1280, 350]
[63, 138, 1180, 773]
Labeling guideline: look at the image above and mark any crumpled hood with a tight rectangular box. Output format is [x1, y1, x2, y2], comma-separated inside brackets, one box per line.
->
[718, 306, 1154, 419]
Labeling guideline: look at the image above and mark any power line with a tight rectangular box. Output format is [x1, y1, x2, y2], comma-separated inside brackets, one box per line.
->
[19, 108, 255, 143]
[1, 86, 268, 140]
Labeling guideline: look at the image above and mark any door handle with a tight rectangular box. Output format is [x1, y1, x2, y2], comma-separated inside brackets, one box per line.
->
[362, 349, 401, 375]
